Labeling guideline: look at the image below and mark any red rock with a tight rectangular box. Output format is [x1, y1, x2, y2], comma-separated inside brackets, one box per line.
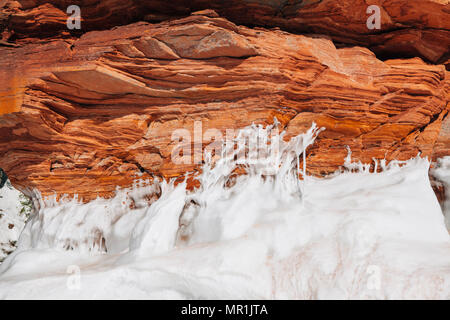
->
[1, 1, 449, 63]
[0, 11, 448, 201]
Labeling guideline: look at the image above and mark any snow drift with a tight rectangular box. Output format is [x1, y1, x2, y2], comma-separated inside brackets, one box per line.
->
[0, 123, 449, 299]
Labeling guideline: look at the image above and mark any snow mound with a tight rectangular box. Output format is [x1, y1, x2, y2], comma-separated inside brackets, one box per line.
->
[0, 179, 31, 263]
[0, 124, 448, 299]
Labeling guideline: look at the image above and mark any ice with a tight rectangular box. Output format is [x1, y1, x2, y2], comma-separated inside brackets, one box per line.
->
[431, 156, 450, 231]
[0, 179, 31, 262]
[0, 123, 448, 299]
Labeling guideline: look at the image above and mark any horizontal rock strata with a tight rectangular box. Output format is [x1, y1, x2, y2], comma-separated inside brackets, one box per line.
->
[0, 10, 448, 200]
[1, 1, 449, 63]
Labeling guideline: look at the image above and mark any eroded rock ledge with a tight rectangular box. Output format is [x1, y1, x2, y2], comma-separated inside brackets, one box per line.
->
[0, 10, 449, 201]
[1, 0, 449, 64]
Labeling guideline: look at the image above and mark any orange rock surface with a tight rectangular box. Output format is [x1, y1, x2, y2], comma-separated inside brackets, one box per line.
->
[1, 1, 449, 62]
[0, 9, 449, 201]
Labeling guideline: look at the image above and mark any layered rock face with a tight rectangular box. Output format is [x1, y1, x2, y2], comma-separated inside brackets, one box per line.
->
[0, 2, 449, 201]
[1, 0, 449, 63]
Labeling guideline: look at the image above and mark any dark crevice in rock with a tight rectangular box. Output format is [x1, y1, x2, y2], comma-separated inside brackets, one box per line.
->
[2, 1, 448, 64]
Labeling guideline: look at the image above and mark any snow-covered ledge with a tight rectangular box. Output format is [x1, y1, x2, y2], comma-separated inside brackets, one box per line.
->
[0, 170, 32, 263]
[431, 157, 450, 233]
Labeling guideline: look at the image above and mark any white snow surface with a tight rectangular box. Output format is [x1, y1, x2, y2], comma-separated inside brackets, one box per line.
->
[0, 181, 29, 262]
[0, 123, 449, 299]
[431, 156, 450, 231]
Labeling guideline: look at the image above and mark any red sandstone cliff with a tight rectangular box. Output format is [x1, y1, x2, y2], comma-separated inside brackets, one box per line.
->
[2, 0, 449, 63]
[0, 2, 449, 201]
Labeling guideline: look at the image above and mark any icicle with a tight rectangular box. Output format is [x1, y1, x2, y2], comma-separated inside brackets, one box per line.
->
[302, 137, 307, 206]
[296, 152, 302, 201]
